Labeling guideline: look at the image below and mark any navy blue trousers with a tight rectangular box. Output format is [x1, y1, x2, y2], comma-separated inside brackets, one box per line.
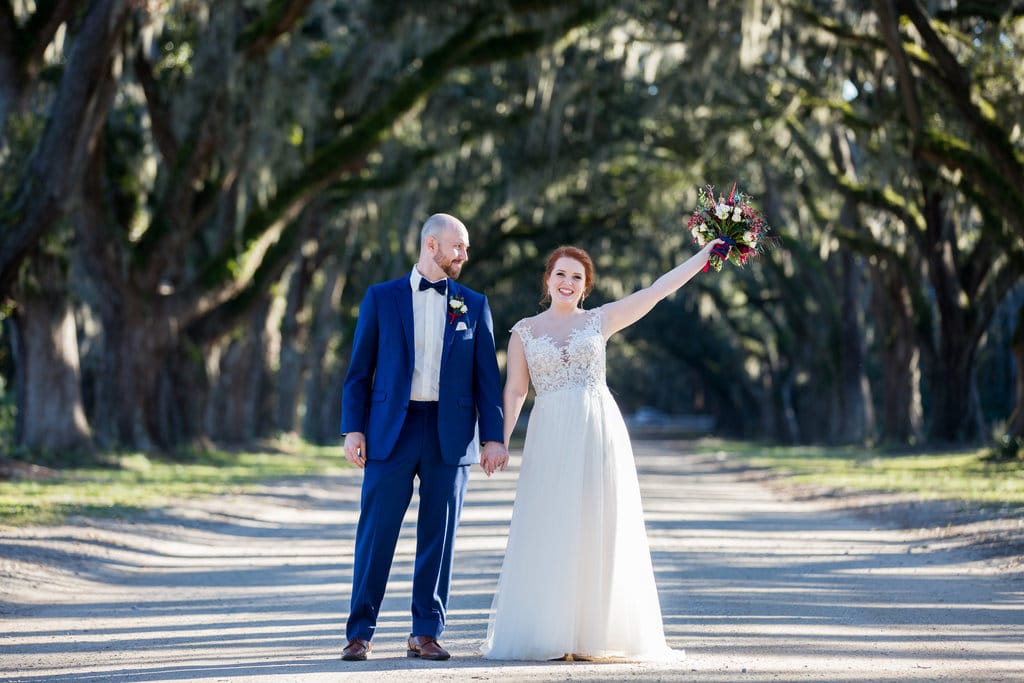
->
[345, 401, 469, 641]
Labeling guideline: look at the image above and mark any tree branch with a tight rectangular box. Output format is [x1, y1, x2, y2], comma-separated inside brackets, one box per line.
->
[933, 1, 1024, 21]
[0, 2, 17, 122]
[0, 0, 130, 299]
[0, 0, 80, 123]
[872, 0, 924, 135]
[133, 43, 178, 168]
[20, 0, 81, 79]
[183, 1, 610, 330]
[917, 128, 1024, 239]
[236, 0, 313, 59]
[897, 0, 1024, 214]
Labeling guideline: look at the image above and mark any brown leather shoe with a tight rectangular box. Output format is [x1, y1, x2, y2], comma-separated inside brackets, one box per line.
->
[341, 638, 371, 661]
[407, 634, 451, 660]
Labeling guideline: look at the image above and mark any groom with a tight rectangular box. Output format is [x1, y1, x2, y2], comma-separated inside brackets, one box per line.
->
[339, 213, 507, 662]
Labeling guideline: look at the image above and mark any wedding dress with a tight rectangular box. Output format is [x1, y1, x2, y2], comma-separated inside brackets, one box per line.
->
[481, 307, 681, 661]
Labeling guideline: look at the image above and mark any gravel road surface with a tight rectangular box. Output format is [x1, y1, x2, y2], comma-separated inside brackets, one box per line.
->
[1, 442, 1022, 682]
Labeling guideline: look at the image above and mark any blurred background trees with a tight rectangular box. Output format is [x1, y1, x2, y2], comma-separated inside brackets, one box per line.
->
[1, 0, 1021, 460]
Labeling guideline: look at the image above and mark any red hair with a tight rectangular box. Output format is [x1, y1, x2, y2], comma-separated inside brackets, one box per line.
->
[541, 246, 595, 305]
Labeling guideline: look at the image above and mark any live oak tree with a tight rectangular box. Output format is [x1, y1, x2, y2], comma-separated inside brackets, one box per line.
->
[2, 0, 1020, 456]
[2, 0, 612, 452]
[779, 0, 1024, 442]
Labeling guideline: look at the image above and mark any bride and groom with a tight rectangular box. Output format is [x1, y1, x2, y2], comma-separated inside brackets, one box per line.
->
[339, 213, 724, 662]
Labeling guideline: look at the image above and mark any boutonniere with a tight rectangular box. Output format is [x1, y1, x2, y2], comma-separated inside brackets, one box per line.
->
[447, 295, 468, 324]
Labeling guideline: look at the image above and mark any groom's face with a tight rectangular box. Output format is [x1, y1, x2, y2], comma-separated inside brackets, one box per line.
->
[433, 226, 470, 280]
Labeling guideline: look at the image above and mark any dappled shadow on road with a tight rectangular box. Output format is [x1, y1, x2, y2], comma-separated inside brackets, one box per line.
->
[638, 443, 1024, 680]
[2, 441, 1023, 682]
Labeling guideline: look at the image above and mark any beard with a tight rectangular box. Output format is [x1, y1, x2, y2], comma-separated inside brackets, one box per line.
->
[435, 253, 465, 280]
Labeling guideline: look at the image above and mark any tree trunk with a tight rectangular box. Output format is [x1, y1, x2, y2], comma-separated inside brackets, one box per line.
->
[305, 360, 346, 445]
[831, 129, 874, 444]
[2, 316, 26, 444]
[778, 370, 800, 444]
[157, 341, 210, 450]
[205, 338, 254, 444]
[929, 336, 983, 442]
[0, 0, 129, 298]
[9, 267, 92, 453]
[276, 251, 316, 434]
[870, 263, 923, 445]
[921, 192, 983, 442]
[301, 223, 362, 444]
[836, 248, 873, 443]
[93, 312, 174, 451]
[302, 258, 346, 444]
[205, 300, 274, 444]
[1006, 302, 1024, 440]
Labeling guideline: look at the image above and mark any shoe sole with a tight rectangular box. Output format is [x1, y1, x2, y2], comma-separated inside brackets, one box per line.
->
[407, 650, 451, 661]
[341, 644, 370, 662]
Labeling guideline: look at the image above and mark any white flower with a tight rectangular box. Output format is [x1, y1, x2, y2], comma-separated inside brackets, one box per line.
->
[732, 207, 743, 221]
[745, 231, 756, 243]
[715, 204, 729, 219]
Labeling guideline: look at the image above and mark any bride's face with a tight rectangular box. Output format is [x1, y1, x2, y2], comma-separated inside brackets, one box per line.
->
[547, 257, 587, 307]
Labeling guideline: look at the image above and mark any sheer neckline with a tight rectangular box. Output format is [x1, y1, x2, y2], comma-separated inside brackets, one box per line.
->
[514, 308, 601, 348]
[512, 309, 606, 395]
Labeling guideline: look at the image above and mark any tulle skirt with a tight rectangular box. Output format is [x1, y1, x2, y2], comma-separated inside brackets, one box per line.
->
[481, 385, 681, 661]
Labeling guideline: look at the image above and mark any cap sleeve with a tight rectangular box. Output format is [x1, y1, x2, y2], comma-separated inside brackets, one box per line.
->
[511, 319, 534, 344]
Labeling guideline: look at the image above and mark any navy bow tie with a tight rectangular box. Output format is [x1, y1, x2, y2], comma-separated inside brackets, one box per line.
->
[419, 278, 447, 295]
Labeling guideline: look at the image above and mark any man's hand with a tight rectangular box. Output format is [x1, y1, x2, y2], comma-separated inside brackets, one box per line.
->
[479, 441, 509, 476]
[344, 432, 367, 469]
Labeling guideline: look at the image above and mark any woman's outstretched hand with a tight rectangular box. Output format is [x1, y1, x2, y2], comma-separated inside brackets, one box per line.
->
[708, 236, 734, 261]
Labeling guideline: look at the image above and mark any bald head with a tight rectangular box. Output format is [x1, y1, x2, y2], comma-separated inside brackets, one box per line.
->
[417, 213, 470, 281]
[420, 213, 466, 247]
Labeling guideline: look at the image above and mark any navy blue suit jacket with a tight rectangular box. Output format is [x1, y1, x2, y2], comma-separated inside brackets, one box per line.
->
[340, 276, 504, 466]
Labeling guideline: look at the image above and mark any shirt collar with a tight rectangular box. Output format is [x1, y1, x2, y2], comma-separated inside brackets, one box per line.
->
[410, 267, 448, 294]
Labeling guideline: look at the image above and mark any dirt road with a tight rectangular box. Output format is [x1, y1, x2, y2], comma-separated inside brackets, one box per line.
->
[2, 442, 1022, 682]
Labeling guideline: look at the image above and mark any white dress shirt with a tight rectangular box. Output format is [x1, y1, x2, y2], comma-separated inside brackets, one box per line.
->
[409, 268, 447, 401]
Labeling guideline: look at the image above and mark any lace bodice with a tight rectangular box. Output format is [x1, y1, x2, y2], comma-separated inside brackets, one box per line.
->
[512, 308, 606, 395]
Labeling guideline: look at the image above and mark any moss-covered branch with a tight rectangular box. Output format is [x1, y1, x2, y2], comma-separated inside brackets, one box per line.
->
[236, 0, 314, 58]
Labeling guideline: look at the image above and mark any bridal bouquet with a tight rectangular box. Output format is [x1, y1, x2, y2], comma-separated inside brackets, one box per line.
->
[687, 183, 772, 272]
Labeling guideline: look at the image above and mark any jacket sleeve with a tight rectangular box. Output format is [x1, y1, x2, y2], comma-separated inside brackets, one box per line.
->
[472, 294, 505, 443]
[340, 288, 379, 435]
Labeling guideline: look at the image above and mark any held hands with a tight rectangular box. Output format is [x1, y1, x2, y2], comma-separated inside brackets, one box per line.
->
[479, 441, 509, 476]
[344, 432, 367, 469]
[345, 433, 508, 473]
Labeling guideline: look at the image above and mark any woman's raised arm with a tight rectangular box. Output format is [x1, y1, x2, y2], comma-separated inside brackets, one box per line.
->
[600, 239, 721, 337]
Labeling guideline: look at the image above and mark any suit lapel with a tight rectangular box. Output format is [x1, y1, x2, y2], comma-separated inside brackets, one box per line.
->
[393, 279, 415, 369]
[440, 282, 459, 370]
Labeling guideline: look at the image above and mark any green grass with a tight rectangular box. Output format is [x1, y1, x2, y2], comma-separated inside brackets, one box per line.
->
[696, 440, 1024, 506]
[0, 440, 348, 527]
[6, 438, 1022, 527]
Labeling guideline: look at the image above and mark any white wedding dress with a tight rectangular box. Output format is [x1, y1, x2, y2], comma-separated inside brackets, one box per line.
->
[482, 307, 681, 661]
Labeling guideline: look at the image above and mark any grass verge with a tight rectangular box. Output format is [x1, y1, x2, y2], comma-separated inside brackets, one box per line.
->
[5, 438, 1021, 527]
[0, 439, 348, 527]
[696, 440, 1024, 507]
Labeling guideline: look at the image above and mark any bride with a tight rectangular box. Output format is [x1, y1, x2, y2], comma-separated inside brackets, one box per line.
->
[482, 239, 724, 661]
